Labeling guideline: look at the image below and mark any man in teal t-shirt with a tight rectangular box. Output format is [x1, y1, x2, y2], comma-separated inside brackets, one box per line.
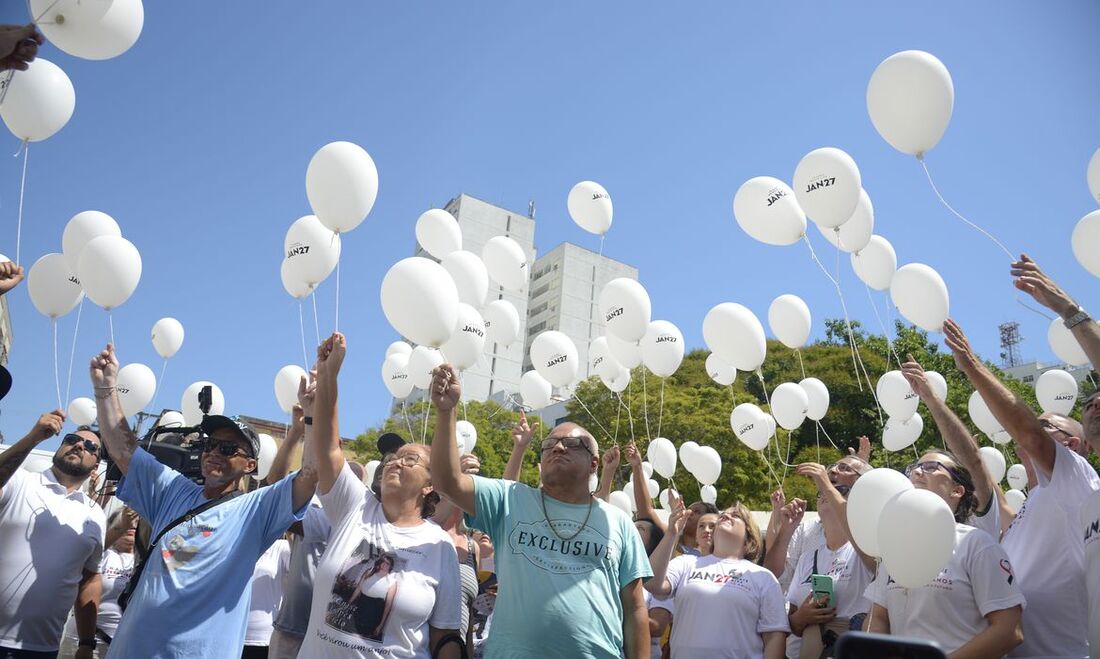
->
[428, 364, 652, 659]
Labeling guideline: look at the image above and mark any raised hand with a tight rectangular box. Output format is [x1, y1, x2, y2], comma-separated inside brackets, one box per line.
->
[31, 410, 65, 442]
[601, 444, 621, 469]
[90, 344, 119, 390]
[942, 318, 979, 373]
[315, 333, 346, 379]
[623, 442, 642, 468]
[430, 363, 461, 411]
[511, 409, 537, 448]
[297, 369, 318, 415]
[0, 262, 25, 296]
[0, 24, 43, 72]
[847, 435, 872, 462]
[1011, 254, 1077, 317]
[900, 354, 934, 401]
[795, 462, 830, 489]
[667, 491, 688, 537]
[770, 487, 786, 512]
[781, 498, 806, 532]
[460, 453, 481, 475]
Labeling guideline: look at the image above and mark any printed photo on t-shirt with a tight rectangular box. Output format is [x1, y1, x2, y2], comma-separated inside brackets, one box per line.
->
[325, 540, 404, 643]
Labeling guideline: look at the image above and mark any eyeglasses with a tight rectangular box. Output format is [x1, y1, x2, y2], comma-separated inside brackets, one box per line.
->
[390, 452, 424, 468]
[826, 461, 858, 474]
[202, 440, 250, 458]
[1040, 419, 1073, 438]
[904, 460, 963, 484]
[540, 435, 593, 455]
[62, 434, 99, 454]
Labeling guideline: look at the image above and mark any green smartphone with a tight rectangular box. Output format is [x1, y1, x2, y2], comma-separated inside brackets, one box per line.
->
[810, 574, 835, 609]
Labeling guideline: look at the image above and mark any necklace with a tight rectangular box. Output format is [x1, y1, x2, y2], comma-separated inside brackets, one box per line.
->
[540, 488, 594, 541]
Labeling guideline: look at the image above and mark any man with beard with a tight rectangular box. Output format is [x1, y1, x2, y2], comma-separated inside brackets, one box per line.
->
[0, 412, 106, 659]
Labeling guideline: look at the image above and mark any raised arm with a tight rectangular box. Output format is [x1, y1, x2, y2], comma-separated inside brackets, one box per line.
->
[312, 334, 346, 495]
[1013, 254, 1100, 370]
[104, 507, 138, 550]
[763, 498, 805, 579]
[594, 444, 620, 502]
[0, 410, 64, 495]
[624, 442, 665, 533]
[943, 319, 1055, 476]
[795, 463, 875, 571]
[90, 345, 138, 474]
[429, 364, 475, 514]
[644, 493, 687, 599]
[901, 355, 995, 513]
[502, 410, 536, 482]
[265, 403, 305, 485]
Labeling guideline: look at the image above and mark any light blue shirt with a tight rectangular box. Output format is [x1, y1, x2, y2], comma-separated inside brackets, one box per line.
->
[106, 448, 306, 658]
[465, 477, 652, 659]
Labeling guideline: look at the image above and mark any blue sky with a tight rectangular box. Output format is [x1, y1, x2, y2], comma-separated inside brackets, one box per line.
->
[1, 2, 1098, 452]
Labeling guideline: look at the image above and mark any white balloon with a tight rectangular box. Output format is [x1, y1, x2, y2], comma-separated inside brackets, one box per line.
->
[31, 0, 143, 61]
[365, 460, 381, 486]
[968, 391, 1004, 436]
[520, 370, 553, 410]
[567, 181, 613, 235]
[385, 341, 413, 359]
[817, 188, 874, 253]
[793, 148, 862, 229]
[770, 382, 810, 431]
[440, 304, 486, 370]
[609, 490, 633, 515]
[416, 209, 463, 259]
[1072, 209, 1100, 278]
[115, 363, 155, 417]
[621, 484, 638, 512]
[679, 441, 700, 474]
[658, 488, 673, 510]
[1048, 317, 1090, 366]
[181, 381, 224, 426]
[381, 352, 414, 400]
[867, 50, 954, 156]
[641, 461, 654, 479]
[530, 331, 579, 387]
[1005, 488, 1026, 514]
[256, 434, 278, 480]
[442, 251, 489, 308]
[599, 278, 652, 343]
[456, 420, 478, 454]
[703, 303, 767, 371]
[645, 478, 660, 500]
[1035, 368, 1078, 415]
[151, 318, 184, 359]
[0, 58, 75, 141]
[646, 437, 678, 479]
[27, 253, 84, 319]
[846, 467, 914, 557]
[851, 235, 897, 291]
[482, 299, 520, 346]
[990, 430, 1013, 445]
[600, 365, 631, 393]
[883, 413, 924, 451]
[62, 211, 121, 274]
[877, 371, 920, 420]
[925, 371, 948, 402]
[692, 446, 722, 486]
[878, 489, 956, 587]
[705, 353, 737, 387]
[274, 365, 307, 414]
[381, 257, 460, 347]
[407, 346, 444, 390]
[607, 334, 642, 369]
[1089, 148, 1100, 206]
[732, 177, 807, 246]
[481, 236, 528, 292]
[157, 411, 185, 428]
[1006, 464, 1028, 490]
[68, 397, 97, 426]
[699, 484, 717, 505]
[799, 377, 830, 421]
[978, 446, 1007, 484]
[890, 263, 950, 332]
[640, 320, 684, 378]
[284, 216, 341, 287]
[767, 294, 812, 349]
[730, 403, 771, 451]
[280, 259, 311, 299]
[77, 235, 142, 310]
[589, 337, 620, 380]
[306, 141, 378, 234]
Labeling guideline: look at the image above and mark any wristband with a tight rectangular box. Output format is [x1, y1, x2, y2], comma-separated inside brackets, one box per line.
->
[303, 416, 313, 426]
[78, 638, 96, 648]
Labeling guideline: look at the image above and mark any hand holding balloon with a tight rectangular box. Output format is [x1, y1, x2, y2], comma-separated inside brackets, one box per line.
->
[430, 363, 461, 412]
[297, 369, 317, 416]
[315, 333, 346, 380]
[1011, 254, 1077, 318]
[900, 354, 936, 402]
[0, 25, 43, 71]
[769, 487, 786, 513]
[794, 462, 830, 490]
[601, 445, 620, 470]
[0, 261, 25, 296]
[89, 344, 119, 391]
[666, 491, 688, 537]
[780, 498, 806, 534]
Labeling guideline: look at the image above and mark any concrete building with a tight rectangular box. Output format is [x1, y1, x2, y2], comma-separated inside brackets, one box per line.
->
[1003, 360, 1094, 387]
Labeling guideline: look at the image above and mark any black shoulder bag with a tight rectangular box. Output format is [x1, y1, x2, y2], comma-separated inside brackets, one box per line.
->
[118, 490, 243, 610]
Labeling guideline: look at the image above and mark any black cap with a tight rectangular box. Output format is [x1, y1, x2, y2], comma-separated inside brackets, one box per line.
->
[377, 432, 406, 456]
[0, 365, 10, 401]
[201, 415, 261, 458]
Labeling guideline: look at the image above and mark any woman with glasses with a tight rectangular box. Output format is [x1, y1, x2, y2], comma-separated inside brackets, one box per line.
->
[647, 494, 788, 659]
[300, 333, 463, 659]
[865, 451, 1026, 656]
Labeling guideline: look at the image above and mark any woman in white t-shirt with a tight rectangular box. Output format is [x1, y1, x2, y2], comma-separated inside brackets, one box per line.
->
[647, 493, 788, 659]
[865, 451, 1025, 656]
[242, 537, 291, 657]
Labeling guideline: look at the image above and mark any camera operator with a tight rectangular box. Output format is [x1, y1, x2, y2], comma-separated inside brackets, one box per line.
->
[88, 344, 316, 657]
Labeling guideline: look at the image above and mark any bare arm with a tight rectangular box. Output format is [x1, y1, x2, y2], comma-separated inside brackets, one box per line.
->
[621, 578, 650, 659]
[429, 364, 475, 514]
[502, 410, 536, 482]
[762, 631, 787, 659]
[265, 403, 304, 485]
[90, 345, 138, 474]
[796, 463, 875, 572]
[645, 493, 686, 598]
[0, 411, 64, 495]
[763, 488, 786, 570]
[624, 443, 665, 533]
[864, 603, 890, 634]
[73, 569, 101, 647]
[429, 625, 463, 659]
[595, 445, 620, 502]
[948, 606, 1023, 659]
[943, 319, 1055, 477]
[1013, 254, 1100, 370]
[763, 499, 805, 579]
[312, 334, 347, 495]
[104, 507, 137, 550]
[649, 607, 671, 640]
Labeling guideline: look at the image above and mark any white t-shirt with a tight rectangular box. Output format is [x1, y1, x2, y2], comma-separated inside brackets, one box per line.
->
[63, 548, 135, 641]
[0, 467, 106, 651]
[867, 523, 1025, 654]
[966, 490, 1002, 540]
[245, 538, 292, 645]
[1082, 489, 1100, 655]
[781, 519, 825, 592]
[299, 463, 462, 658]
[1001, 442, 1099, 658]
[785, 541, 873, 658]
[665, 554, 789, 659]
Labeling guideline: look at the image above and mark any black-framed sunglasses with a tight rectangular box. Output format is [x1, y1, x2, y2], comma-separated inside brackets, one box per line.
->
[540, 435, 593, 455]
[62, 434, 99, 454]
[904, 460, 964, 484]
[202, 440, 250, 458]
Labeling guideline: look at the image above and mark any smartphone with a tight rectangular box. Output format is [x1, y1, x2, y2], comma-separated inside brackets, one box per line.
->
[835, 631, 947, 659]
[811, 573, 835, 608]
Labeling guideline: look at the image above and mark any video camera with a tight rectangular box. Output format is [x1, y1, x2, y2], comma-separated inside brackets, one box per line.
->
[104, 385, 214, 484]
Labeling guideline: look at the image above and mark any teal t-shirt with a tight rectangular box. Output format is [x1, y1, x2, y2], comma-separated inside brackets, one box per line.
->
[465, 476, 652, 659]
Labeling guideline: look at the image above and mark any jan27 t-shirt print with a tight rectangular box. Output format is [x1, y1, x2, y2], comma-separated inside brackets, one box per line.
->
[326, 539, 404, 643]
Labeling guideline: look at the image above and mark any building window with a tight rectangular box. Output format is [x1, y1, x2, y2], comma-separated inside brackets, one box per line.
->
[1022, 375, 1034, 384]
[529, 321, 546, 334]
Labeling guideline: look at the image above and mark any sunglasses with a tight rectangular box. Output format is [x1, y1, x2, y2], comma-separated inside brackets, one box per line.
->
[202, 440, 251, 458]
[904, 460, 964, 484]
[826, 461, 858, 474]
[62, 434, 99, 454]
[540, 435, 593, 455]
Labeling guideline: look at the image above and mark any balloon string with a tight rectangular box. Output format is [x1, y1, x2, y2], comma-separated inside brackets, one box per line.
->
[298, 302, 309, 371]
[834, 236, 882, 399]
[796, 349, 806, 380]
[570, 388, 614, 443]
[420, 397, 434, 445]
[149, 359, 168, 421]
[803, 236, 862, 392]
[918, 157, 1015, 261]
[757, 449, 783, 490]
[864, 279, 902, 368]
[310, 290, 321, 347]
[613, 397, 622, 445]
[401, 400, 415, 441]
[64, 297, 83, 406]
[0, 70, 12, 106]
[52, 318, 62, 411]
[1016, 298, 1055, 321]
[756, 369, 771, 408]
[15, 140, 28, 265]
[334, 259, 341, 333]
[641, 366, 651, 440]
[815, 420, 843, 452]
[655, 377, 666, 439]
[108, 310, 115, 348]
[615, 392, 636, 443]
[815, 421, 821, 464]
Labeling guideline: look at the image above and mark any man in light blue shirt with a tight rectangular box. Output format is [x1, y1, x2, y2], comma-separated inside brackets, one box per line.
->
[428, 364, 652, 659]
[90, 344, 314, 658]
